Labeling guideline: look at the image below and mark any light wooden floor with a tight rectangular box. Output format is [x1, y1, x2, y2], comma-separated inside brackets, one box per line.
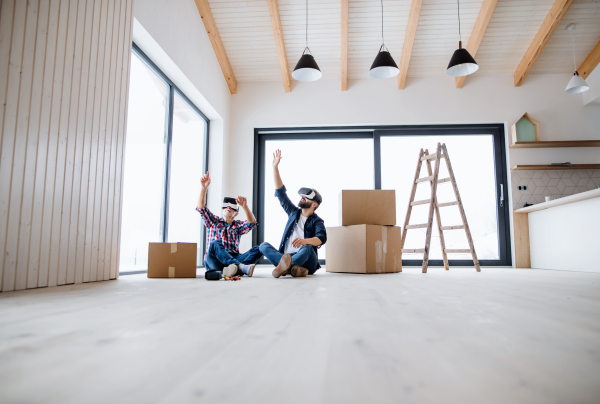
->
[1, 266, 599, 404]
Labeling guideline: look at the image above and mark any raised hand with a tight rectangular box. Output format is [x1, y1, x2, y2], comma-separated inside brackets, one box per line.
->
[200, 171, 211, 189]
[236, 196, 247, 208]
[272, 149, 282, 168]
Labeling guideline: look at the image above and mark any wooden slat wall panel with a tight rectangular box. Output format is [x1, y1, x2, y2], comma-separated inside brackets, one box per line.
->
[0, 0, 134, 292]
[31, 0, 60, 289]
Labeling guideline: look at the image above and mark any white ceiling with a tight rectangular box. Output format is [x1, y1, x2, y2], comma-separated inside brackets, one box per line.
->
[207, 0, 600, 83]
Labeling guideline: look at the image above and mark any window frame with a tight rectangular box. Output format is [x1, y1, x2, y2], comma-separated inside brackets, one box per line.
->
[121, 44, 210, 274]
[253, 124, 512, 267]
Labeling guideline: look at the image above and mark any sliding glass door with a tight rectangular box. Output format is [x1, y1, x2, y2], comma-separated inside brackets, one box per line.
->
[377, 128, 509, 266]
[254, 125, 511, 267]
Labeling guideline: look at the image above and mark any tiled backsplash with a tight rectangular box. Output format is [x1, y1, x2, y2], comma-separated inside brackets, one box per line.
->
[511, 169, 600, 209]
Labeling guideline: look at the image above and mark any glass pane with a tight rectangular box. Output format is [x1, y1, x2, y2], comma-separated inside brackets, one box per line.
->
[167, 92, 206, 264]
[264, 138, 374, 258]
[119, 52, 169, 272]
[381, 135, 499, 260]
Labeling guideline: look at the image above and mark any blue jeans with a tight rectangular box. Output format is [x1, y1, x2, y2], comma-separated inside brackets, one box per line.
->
[204, 240, 262, 272]
[259, 242, 319, 275]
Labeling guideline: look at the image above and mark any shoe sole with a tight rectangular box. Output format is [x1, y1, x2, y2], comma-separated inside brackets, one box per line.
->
[247, 264, 256, 277]
[223, 264, 238, 277]
[291, 267, 308, 277]
[272, 254, 292, 278]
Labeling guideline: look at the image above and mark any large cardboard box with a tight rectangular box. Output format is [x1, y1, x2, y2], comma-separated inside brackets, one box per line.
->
[339, 190, 396, 226]
[148, 242, 197, 278]
[326, 225, 402, 274]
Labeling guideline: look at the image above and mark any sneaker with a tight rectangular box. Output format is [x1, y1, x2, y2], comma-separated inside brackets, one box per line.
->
[223, 264, 238, 277]
[290, 265, 308, 277]
[272, 254, 292, 278]
[239, 263, 256, 277]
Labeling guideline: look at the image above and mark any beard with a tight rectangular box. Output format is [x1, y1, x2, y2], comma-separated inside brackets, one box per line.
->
[298, 200, 313, 209]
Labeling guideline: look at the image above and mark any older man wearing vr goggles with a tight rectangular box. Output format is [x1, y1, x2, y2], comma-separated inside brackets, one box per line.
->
[197, 171, 261, 278]
[259, 150, 327, 278]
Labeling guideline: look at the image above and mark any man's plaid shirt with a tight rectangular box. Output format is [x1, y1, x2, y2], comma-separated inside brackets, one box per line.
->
[197, 207, 257, 258]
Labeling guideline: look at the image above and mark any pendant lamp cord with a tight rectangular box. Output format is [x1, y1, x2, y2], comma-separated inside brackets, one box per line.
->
[571, 30, 577, 72]
[457, 0, 462, 43]
[305, 0, 308, 49]
[381, 0, 385, 46]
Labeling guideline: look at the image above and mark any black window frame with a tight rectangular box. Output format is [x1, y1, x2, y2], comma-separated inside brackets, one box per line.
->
[253, 124, 512, 267]
[120, 43, 210, 275]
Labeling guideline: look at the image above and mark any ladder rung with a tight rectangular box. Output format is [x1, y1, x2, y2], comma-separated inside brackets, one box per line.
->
[405, 224, 428, 229]
[420, 153, 446, 161]
[411, 199, 431, 206]
[445, 249, 472, 253]
[402, 249, 425, 253]
[415, 176, 433, 183]
[438, 177, 451, 183]
[441, 225, 465, 230]
[437, 201, 458, 207]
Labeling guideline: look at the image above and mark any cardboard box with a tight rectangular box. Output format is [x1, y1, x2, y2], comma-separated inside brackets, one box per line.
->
[148, 242, 197, 278]
[339, 190, 396, 226]
[326, 225, 402, 274]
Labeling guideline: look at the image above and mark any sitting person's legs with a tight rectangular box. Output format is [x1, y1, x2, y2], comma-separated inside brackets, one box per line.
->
[205, 240, 240, 276]
[259, 242, 283, 266]
[260, 242, 295, 278]
[234, 245, 263, 276]
[290, 245, 319, 276]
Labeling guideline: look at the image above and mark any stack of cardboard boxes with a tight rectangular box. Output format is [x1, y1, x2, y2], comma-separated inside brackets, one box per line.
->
[326, 190, 402, 274]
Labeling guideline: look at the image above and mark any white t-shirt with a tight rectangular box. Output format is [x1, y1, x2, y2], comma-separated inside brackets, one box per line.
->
[284, 214, 307, 254]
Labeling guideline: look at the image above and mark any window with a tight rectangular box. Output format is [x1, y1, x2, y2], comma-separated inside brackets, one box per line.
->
[254, 126, 511, 267]
[119, 44, 209, 273]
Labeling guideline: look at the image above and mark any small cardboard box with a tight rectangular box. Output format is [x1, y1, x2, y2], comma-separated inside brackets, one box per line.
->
[326, 225, 402, 274]
[148, 242, 197, 278]
[339, 190, 396, 226]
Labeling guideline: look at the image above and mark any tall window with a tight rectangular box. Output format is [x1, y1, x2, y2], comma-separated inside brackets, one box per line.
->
[120, 45, 208, 273]
[254, 126, 511, 267]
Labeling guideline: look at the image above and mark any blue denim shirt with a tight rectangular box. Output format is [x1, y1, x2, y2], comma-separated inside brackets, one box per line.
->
[275, 185, 327, 268]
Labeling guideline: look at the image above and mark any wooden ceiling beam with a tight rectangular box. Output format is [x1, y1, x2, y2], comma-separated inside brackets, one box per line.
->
[341, 0, 349, 91]
[455, 0, 498, 89]
[194, 0, 237, 94]
[267, 0, 292, 92]
[513, 0, 574, 87]
[398, 0, 422, 90]
[578, 39, 600, 80]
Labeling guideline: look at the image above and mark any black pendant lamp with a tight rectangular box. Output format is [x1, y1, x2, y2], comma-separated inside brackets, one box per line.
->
[292, 0, 322, 82]
[446, 0, 478, 76]
[369, 0, 399, 79]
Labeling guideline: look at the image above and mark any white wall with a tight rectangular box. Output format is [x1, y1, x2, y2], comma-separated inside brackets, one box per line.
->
[134, 0, 232, 213]
[228, 74, 600, 255]
[0, 0, 134, 291]
[529, 197, 600, 273]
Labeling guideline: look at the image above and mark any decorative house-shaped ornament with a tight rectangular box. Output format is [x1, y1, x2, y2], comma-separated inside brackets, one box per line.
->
[511, 113, 540, 144]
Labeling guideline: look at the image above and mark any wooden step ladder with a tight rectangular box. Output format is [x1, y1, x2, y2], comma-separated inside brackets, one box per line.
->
[400, 143, 480, 273]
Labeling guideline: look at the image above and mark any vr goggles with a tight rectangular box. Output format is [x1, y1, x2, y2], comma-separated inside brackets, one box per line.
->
[222, 197, 239, 212]
[298, 187, 322, 204]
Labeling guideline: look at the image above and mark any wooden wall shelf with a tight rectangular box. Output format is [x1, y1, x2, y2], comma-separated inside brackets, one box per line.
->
[510, 140, 600, 148]
[511, 164, 600, 171]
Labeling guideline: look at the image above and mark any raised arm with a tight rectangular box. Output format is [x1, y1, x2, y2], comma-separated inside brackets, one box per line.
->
[197, 171, 210, 210]
[272, 149, 284, 189]
[236, 196, 256, 224]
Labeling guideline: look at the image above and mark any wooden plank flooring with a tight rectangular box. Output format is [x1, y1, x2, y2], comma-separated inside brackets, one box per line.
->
[0, 267, 599, 404]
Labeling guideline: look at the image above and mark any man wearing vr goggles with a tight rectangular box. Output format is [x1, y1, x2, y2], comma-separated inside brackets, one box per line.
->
[197, 171, 261, 277]
[259, 149, 327, 278]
